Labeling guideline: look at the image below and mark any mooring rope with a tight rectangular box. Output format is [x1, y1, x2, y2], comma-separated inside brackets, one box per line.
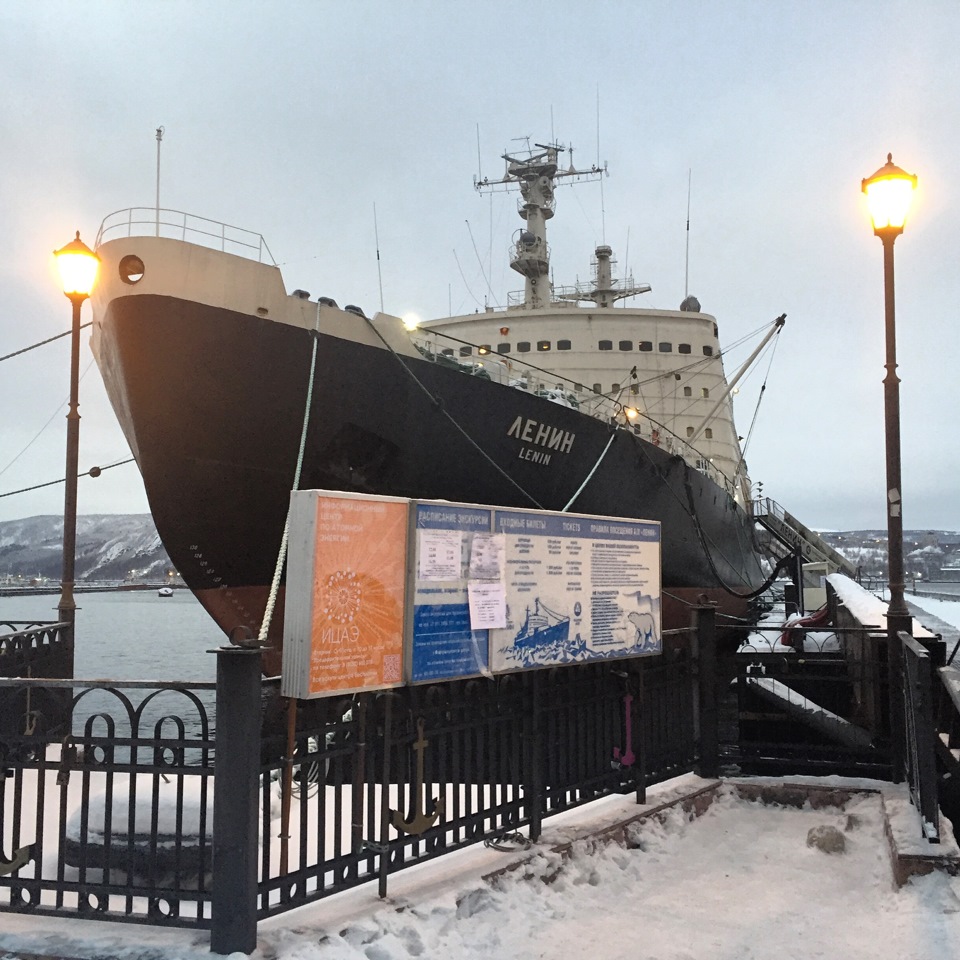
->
[562, 429, 617, 511]
[257, 306, 322, 645]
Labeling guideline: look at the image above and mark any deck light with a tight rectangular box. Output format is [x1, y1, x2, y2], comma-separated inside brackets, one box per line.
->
[52, 231, 99, 662]
[862, 154, 917, 780]
[401, 313, 420, 331]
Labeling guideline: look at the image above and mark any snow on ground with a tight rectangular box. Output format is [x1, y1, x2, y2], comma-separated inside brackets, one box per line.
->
[4, 777, 960, 960]
[5, 594, 960, 960]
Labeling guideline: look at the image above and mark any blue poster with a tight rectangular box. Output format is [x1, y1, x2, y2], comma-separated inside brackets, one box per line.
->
[409, 502, 492, 683]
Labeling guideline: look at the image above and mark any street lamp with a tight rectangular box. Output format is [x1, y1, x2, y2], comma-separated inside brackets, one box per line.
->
[862, 154, 916, 779]
[53, 231, 99, 661]
[861, 155, 916, 626]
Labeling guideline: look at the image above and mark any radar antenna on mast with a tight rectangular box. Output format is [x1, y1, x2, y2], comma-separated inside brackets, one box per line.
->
[474, 142, 605, 309]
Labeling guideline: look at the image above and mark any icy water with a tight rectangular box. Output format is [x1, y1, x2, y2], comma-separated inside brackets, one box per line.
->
[1, 589, 222, 681]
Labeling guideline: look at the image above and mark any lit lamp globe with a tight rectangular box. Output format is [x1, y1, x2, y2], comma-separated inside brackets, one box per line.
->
[861, 154, 917, 239]
[54, 231, 99, 300]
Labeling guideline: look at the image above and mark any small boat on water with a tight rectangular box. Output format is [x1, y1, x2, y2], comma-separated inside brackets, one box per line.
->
[90, 140, 777, 673]
[158, 586, 174, 598]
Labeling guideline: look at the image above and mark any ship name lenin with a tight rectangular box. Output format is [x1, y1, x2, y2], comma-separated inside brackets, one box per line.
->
[507, 416, 575, 465]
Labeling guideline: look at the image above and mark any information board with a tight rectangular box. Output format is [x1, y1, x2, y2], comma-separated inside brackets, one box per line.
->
[282, 490, 408, 698]
[407, 502, 493, 683]
[488, 509, 661, 672]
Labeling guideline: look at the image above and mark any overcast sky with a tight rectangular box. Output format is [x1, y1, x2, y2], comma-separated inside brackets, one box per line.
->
[1, 0, 957, 532]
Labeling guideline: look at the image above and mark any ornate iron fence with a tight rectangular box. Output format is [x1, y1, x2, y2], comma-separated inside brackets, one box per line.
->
[0, 677, 216, 927]
[2, 618, 708, 953]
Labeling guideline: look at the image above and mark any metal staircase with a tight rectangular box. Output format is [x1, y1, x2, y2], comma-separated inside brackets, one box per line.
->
[752, 497, 858, 578]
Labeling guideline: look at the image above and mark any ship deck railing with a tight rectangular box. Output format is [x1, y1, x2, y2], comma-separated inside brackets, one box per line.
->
[95, 207, 276, 265]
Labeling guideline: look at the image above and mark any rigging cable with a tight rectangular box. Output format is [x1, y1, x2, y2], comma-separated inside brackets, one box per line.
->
[361, 315, 543, 509]
[257, 304, 323, 645]
[733, 330, 782, 477]
[0, 458, 135, 499]
[0, 322, 92, 363]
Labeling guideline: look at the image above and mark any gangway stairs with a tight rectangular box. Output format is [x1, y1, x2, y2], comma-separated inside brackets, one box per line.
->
[752, 497, 858, 579]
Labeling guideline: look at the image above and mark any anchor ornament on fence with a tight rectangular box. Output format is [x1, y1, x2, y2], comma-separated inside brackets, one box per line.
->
[390, 717, 445, 836]
[0, 842, 35, 877]
[612, 693, 635, 768]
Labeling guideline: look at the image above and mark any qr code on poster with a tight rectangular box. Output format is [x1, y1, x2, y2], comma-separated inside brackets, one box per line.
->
[382, 654, 402, 683]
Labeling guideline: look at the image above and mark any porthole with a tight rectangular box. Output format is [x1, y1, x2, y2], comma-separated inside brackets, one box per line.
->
[705, 428, 714, 439]
[496, 343, 511, 354]
[659, 342, 672, 353]
[599, 340, 613, 351]
[686, 426, 694, 438]
[678, 343, 692, 354]
[703, 345, 714, 357]
[619, 340, 633, 351]
[119, 254, 145, 284]
[459, 346, 473, 356]
[537, 340, 551, 351]
[593, 383, 603, 394]
[517, 341, 531, 353]
[702, 388, 710, 398]
[558, 339, 572, 350]
[683, 386, 692, 397]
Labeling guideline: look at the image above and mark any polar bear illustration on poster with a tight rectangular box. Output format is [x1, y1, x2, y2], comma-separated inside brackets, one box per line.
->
[627, 611, 659, 652]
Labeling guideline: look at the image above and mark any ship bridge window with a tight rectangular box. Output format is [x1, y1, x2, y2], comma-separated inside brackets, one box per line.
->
[497, 343, 511, 354]
[459, 346, 473, 356]
[558, 339, 572, 350]
[659, 342, 672, 353]
[678, 343, 692, 354]
[702, 387, 710, 398]
[639, 341, 653, 352]
[517, 341, 531, 352]
[683, 386, 692, 397]
[619, 340, 632, 351]
[599, 340, 613, 351]
[119, 255, 145, 285]
[538, 340, 551, 351]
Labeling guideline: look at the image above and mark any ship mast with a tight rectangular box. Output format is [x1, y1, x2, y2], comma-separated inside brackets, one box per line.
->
[475, 143, 604, 309]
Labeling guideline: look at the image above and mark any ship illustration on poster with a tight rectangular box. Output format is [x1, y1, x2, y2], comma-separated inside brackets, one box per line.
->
[506, 598, 576, 667]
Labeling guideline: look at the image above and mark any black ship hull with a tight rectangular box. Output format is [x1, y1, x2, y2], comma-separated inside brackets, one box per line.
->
[96, 294, 766, 674]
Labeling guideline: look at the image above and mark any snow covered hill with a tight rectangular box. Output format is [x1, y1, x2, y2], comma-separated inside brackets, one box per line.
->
[0, 515, 173, 582]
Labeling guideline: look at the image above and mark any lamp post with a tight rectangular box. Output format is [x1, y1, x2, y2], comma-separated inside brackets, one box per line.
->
[53, 232, 100, 664]
[862, 154, 917, 779]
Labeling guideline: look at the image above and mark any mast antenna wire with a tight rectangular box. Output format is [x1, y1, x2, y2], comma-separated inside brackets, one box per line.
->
[466, 219, 497, 304]
[596, 87, 606, 244]
[0, 321, 92, 363]
[155, 125, 164, 237]
[684, 169, 692, 298]
[374, 202, 385, 313]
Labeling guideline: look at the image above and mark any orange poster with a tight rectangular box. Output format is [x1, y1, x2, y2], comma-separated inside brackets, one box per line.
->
[305, 495, 408, 696]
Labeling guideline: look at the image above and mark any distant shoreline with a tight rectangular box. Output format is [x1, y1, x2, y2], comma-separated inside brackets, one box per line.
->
[0, 583, 184, 597]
